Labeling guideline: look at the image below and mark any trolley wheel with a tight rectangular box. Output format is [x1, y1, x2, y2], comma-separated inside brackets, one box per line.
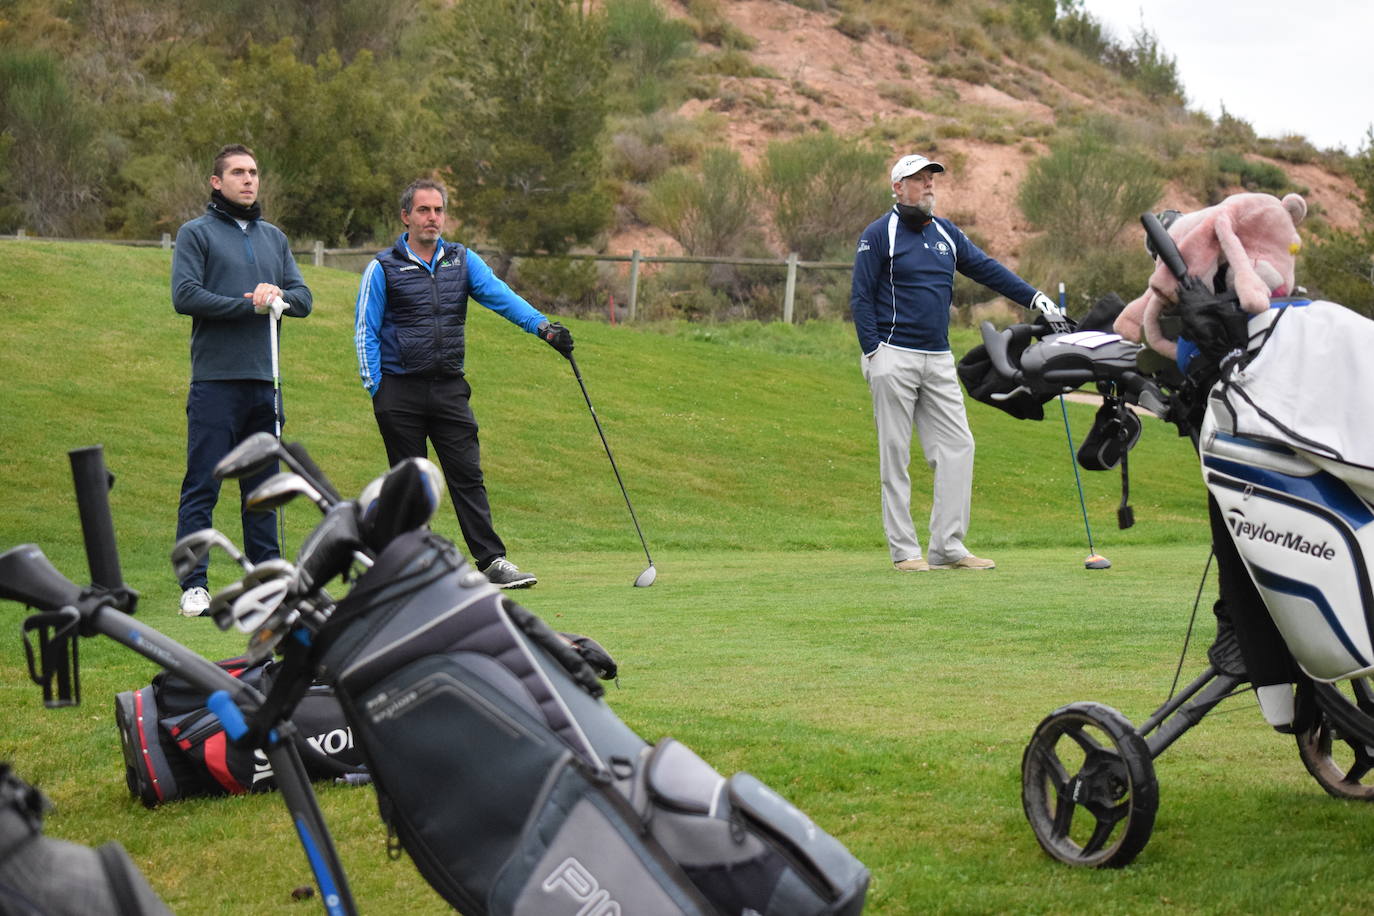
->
[1297, 677, 1374, 801]
[1021, 701, 1158, 868]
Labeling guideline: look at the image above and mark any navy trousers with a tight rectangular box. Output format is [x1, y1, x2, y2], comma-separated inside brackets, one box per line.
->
[175, 380, 281, 589]
[371, 374, 506, 568]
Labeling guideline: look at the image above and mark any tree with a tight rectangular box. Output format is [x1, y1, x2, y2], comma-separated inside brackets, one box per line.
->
[0, 49, 108, 236]
[759, 133, 891, 260]
[431, 0, 613, 272]
[121, 40, 429, 244]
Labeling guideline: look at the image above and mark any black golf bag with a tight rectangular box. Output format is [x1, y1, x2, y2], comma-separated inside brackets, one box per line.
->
[313, 529, 870, 915]
[114, 656, 365, 807]
[0, 763, 171, 915]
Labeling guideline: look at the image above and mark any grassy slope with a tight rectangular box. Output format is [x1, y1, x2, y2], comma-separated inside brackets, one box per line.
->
[7, 242, 1369, 914]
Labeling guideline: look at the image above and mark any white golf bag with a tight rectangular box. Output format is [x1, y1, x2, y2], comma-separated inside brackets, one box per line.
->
[1200, 300, 1374, 683]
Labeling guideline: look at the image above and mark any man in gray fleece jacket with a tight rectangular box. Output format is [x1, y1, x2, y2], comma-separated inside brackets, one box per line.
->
[171, 143, 312, 616]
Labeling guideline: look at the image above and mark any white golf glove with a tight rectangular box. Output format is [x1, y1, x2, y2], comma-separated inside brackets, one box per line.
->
[1028, 290, 1072, 334]
[255, 296, 289, 320]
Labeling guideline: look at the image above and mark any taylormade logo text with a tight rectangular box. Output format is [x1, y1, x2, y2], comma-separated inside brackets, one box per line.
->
[1227, 514, 1336, 560]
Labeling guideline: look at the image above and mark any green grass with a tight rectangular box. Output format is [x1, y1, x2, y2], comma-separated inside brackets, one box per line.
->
[2, 240, 1366, 914]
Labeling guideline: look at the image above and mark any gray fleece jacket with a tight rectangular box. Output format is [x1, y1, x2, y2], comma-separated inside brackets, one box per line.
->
[171, 202, 312, 382]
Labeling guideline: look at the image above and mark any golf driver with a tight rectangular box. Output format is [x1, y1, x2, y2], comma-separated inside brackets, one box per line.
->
[1054, 283, 1110, 570]
[567, 354, 656, 587]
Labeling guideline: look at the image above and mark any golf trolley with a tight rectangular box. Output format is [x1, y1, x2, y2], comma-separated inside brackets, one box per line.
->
[978, 214, 1374, 868]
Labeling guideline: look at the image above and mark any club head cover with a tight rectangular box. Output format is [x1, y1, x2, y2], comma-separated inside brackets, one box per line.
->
[1077, 399, 1142, 471]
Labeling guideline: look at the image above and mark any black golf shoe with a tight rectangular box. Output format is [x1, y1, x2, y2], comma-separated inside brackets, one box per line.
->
[482, 557, 537, 589]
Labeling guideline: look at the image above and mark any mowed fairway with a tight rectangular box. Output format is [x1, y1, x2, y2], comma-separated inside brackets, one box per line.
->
[2, 240, 1372, 914]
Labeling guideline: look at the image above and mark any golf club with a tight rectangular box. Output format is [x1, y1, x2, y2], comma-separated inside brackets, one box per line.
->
[171, 529, 252, 583]
[566, 354, 656, 587]
[246, 472, 329, 513]
[214, 432, 341, 504]
[228, 577, 292, 633]
[266, 297, 288, 550]
[1055, 283, 1110, 570]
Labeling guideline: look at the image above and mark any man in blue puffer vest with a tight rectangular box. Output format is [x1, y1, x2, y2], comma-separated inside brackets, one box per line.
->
[354, 179, 573, 588]
[851, 154, 1059, 573]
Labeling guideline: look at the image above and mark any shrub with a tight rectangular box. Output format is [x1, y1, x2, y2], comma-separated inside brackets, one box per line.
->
[1300, 228, 1374, 316]
[644, 147, 757, 256]
[1018, 128, 1163, 253]
[759, 133, 891, 259]
[1213, 152, 1289, 194]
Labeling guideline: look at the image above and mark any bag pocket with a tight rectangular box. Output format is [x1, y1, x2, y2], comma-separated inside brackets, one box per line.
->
[640, 738, 870, 916]
[345, 652, 708, 915]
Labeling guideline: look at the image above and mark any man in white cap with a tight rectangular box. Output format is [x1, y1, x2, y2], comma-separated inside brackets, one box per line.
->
[851, 153, 1059, 572]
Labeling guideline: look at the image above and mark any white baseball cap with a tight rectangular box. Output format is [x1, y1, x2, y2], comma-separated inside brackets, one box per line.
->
[890, 154, 945, 183]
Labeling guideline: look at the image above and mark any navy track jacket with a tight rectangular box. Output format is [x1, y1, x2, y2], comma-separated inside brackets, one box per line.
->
[850, 209, 1037, 355]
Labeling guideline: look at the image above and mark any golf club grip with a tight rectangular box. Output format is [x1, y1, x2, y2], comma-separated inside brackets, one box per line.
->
[284, 441, 342, 503]
[68, 445, 124, 590]
[1141, 212, 1188, 281]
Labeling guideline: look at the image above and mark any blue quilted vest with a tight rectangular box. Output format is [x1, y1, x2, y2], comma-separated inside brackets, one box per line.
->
[375, 240, 470, 377]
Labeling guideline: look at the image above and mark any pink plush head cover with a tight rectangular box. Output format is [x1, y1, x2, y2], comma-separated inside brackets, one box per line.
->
[1114, 192, 1306, 358]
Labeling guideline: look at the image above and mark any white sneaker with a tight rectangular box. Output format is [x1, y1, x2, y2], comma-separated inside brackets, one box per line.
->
[179, 586, 211, 617]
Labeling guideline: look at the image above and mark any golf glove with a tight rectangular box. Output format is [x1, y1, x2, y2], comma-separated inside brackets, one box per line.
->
[1028, 290, 1073, 334]
[538, 321, 574, 357]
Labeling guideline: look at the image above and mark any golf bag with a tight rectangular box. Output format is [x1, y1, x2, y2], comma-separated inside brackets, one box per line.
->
[114, 656, 365, 808]
[313, 529, 870, 916]
[1200, 301, 1374, 684]
[0, 763, 171, 915]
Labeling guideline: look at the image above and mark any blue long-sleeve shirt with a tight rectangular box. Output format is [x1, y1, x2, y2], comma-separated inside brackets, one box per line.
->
[850, 209, 1036, 355]
[354, 234, 548, 396]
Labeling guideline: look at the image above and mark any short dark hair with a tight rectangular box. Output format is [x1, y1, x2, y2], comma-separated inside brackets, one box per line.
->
[400, 179, 447, 213]
[213, 144, 257, 177]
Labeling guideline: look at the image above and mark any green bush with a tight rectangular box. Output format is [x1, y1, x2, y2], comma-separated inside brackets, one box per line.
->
[1213, 152, 1289, 194]
[1300, 228, 1374, 316]
[0, 49, 108, 236]
[1019, 128, 1162, 253]
[644, 147, 757, 256]
[759, 133, 891, 260]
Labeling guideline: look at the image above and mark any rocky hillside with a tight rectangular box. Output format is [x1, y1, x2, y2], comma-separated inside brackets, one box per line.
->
[617, 0, 1362, 266]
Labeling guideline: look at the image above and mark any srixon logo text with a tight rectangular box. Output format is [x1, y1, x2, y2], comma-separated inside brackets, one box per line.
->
[1227, 514, 1336, 560]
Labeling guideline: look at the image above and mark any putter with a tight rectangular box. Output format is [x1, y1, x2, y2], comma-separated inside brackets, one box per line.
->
[567, 354, 656, 587]
[1055, 283, 1110, 570]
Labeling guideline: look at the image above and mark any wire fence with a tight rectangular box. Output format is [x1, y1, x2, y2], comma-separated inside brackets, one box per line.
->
[1, 229, 855, 324]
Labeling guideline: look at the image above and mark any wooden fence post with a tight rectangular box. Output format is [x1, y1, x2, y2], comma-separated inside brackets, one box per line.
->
[161, 233, 172, 249]
[313, 240, 324, 267]
[628, 249, 641, 322]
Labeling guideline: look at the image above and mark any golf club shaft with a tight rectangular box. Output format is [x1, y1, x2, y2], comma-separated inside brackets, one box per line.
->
[568, 355, 653, 566]
[1058, 395, 1096, 555]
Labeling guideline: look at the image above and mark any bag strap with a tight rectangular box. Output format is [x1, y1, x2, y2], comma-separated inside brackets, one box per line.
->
[504, 601, 605, 698]
[96, 842, 146, 916]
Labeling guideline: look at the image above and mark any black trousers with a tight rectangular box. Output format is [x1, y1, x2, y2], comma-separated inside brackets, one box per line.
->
[371, 374, 506, 568]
